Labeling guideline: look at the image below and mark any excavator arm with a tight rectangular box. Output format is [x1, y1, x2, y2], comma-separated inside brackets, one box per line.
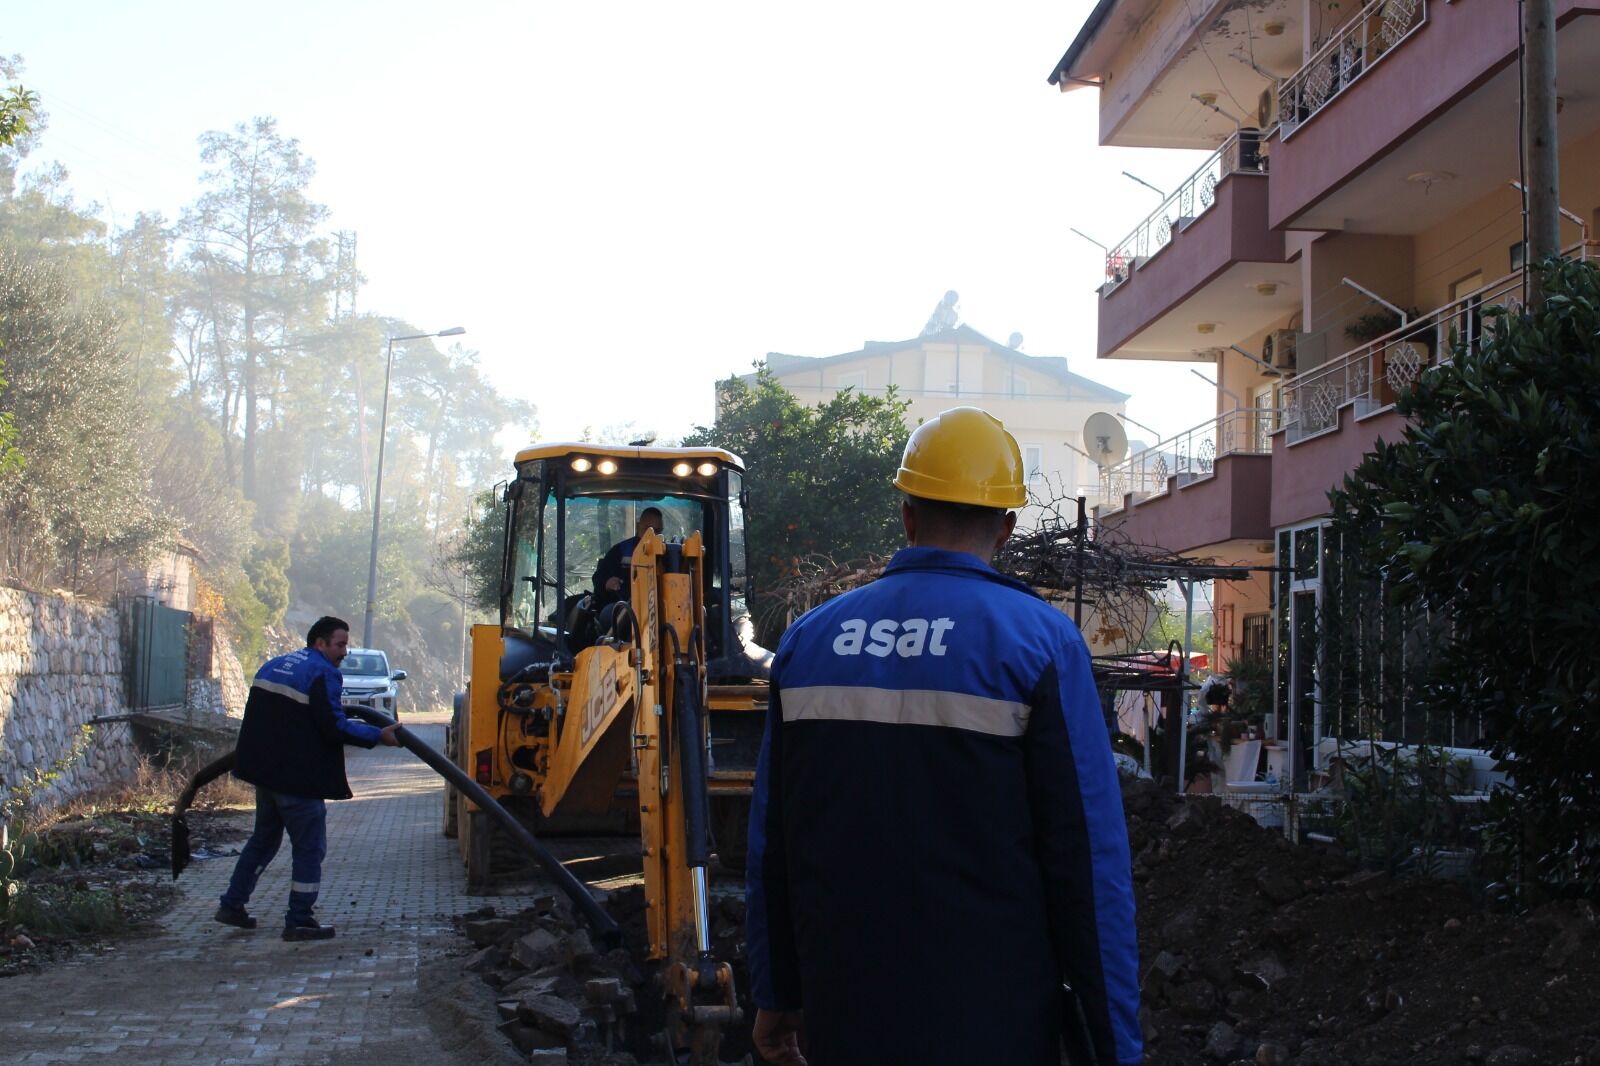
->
[535, 527, 740, 1061]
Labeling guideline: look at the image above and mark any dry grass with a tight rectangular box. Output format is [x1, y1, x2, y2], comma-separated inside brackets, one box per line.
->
[30, 749, 253, 833]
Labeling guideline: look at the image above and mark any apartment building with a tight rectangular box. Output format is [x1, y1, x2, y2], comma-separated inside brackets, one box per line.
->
[750, 321, 1129, 531]
[1050, 0, 1600, 781]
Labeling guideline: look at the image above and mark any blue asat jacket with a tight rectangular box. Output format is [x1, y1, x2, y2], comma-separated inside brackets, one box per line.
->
[746, 547, 1142, 1066]
[233, 647, 382, 801]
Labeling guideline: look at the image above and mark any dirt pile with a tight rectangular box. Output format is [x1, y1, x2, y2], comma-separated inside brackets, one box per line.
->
[1123, 777, 1600, 1065]
[449, 780, 1600, 1064]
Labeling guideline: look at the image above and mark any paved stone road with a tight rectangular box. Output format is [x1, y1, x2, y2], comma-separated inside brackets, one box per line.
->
[1, 714, 537, 1064]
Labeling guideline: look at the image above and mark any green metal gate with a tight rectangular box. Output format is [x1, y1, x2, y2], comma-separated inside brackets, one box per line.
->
[122, 597, 192, 710]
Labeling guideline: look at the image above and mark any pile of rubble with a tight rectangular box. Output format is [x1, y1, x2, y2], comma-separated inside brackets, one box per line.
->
[451, 779, 1600, 1065]
[451, 884, 752, 1066]
[454, 893, 647, 1065]
[1123, 777, 1600, 1065]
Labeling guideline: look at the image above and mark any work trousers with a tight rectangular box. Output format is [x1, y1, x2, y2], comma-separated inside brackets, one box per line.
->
[220, 788, 327, 925]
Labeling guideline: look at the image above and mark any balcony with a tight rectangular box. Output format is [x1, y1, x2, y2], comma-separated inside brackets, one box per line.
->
[1270, 242, 1598, 526]
[1282, 243, 1597, 440]
[1268, 1, 1600, 232]
[1098, 133, 1293, 361]
[1094, 408, 1278, 555]
[1277, 0, 1427, 140]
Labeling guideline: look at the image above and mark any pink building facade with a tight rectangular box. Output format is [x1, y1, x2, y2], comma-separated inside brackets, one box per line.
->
[1052, 0, 1600, 781]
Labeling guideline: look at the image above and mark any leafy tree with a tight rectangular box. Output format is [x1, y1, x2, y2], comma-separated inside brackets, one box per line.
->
[177, 117, 330, 503]
[1329, 257, 1600, 897]
[447, 489, 508, 614]
[682, 366, 911, 642]
[0, 84, 36, 148]
[245, 538, 290, 627]
[0, 249, 174, 589]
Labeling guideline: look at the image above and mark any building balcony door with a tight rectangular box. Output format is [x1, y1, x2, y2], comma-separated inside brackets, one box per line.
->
[1276, 523, 1325, 792]
[1450, 271, 1484, 354]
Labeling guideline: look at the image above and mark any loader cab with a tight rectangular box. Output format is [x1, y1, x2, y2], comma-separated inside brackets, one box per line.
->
[498, 444, 757, 681]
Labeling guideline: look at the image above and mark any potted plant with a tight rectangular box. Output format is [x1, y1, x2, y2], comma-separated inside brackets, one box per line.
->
[1346, 306, 1432, 407]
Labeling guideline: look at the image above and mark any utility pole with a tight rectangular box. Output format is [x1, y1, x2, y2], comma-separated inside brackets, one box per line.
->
[1522, 0, 1560, 306]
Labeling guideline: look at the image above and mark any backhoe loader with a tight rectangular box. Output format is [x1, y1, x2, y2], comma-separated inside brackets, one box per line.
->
[446, 443, 768, 1062]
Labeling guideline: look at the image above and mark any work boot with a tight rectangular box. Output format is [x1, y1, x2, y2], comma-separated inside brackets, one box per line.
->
[282, 918, 336, 942]
[214, 905, 257, 930]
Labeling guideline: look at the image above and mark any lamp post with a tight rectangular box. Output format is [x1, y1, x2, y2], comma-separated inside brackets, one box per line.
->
[362, 326, 466, 649]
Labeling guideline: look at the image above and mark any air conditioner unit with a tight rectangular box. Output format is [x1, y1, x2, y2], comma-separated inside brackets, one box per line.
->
[1258, 84, 1280, 130]
[1263, 329, 1299, 371]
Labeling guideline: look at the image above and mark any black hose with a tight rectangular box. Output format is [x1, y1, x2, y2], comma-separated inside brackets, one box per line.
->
[345, 707, 621, 947]
[170, 750, 238, 879]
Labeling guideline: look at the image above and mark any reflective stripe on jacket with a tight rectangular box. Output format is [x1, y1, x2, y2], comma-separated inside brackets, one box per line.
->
[233, 648, 381, 801]
[746, 546, 1142, 1066]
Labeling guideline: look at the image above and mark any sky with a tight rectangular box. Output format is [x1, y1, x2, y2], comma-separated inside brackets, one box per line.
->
[4, 0, 1216, 454]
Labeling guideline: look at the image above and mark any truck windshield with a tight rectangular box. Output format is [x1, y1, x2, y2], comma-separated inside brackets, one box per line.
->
[552, 494, 703, 601]
[341, 653, 390, 677]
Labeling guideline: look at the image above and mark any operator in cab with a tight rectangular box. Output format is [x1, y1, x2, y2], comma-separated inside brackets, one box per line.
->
[591, 506, 663, 608]
[746, 407, 1143, 1066]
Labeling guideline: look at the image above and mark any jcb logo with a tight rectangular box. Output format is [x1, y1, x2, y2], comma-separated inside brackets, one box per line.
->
[832, 617, 955, 658]
[580, 657, 618, 746]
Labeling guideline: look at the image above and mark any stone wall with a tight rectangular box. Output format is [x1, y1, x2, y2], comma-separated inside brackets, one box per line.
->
[0, 588, 142, 807]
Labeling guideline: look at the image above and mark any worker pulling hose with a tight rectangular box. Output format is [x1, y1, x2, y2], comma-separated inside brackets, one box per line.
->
[170, 708, 620, 948]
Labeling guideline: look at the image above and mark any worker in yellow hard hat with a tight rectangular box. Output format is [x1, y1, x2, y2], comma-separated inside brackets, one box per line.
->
[746, 406, 1143, 1066]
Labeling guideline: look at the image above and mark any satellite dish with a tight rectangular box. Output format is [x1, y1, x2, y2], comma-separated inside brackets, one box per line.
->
[1008, 332, 1024, 350]
[1082, 412, 1129, 466]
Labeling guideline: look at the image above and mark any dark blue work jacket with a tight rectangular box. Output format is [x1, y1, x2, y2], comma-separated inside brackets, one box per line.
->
[233, 647, 382, 801]
[747, 547, 1142, 1066]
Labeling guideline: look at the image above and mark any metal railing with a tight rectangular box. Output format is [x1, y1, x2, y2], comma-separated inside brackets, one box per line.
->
[1279, 0, 1426, 138]
[1096, 407, 1281, 513]
[1281, 243, 1596, 437]
[1103, 131, 1267, 288]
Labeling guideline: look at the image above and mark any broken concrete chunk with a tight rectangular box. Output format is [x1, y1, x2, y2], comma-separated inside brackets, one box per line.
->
[1203, 1020, 1239, 1061]
[585, 976, 624, 1005]
[503, 973, 565, 998]
[512, 928, 564, 970]
[528, 1050, 568, 1066]
[519, 993, 582, 1035]
[563, 928, 597, 965]
[463, 945, 506, 974]
[465, 917, 513, 947]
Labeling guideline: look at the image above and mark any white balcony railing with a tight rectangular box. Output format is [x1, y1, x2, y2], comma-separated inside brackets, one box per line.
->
[1281, 243, 1598, 438]
[1278, 0, 1426, 138]
[1096, 407, 1281, 514]
[1103, 130, 1267, 288]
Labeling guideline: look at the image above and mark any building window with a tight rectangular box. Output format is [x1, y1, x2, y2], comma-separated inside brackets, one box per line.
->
[836, 370, 867, 392]
[1023, 444, 1043, 482]
[1012, 377, 1030, 398]
[1241, 613, 1270, 663]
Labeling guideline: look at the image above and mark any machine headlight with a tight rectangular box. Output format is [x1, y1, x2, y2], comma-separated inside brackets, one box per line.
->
[696, 461, 717, 476]
[672, 461, 692, 477]
[571, 457, 592, 472]
[597, 459, 618, 475]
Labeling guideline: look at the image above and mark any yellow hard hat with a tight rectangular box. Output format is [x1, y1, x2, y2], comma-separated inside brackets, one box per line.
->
[893, 406, 1026, 509]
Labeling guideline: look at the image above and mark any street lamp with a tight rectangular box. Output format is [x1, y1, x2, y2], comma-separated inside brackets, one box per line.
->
[363, 325, 466, 649]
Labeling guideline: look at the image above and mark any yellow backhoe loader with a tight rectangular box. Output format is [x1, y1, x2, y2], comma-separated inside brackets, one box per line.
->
[446, 442, 769, 1062]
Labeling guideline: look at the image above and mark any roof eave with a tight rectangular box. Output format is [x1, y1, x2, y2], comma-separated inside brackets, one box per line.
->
[1047, 0, 1121, 87]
